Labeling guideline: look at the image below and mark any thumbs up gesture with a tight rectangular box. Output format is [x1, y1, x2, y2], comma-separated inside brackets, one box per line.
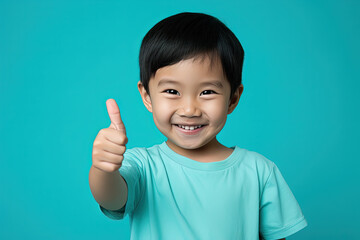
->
[92, 99, 128, 172]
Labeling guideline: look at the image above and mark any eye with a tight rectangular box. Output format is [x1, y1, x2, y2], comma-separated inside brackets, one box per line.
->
[200, 90, 217, 95]
[163, 89, 180, 95]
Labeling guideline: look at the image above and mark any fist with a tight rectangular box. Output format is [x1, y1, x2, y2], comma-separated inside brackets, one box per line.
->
[92, 99, 128, 172]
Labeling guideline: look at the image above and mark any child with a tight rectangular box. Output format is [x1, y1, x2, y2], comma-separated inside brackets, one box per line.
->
[89, 12, 307, 240]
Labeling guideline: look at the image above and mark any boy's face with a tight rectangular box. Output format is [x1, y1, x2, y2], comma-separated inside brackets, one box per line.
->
[138, 55, 243, 154]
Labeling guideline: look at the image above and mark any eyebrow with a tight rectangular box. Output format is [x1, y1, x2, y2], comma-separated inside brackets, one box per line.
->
[158, 79, 224, 89]
[157, 79, 180, 87]
[200, 81, 224, 89]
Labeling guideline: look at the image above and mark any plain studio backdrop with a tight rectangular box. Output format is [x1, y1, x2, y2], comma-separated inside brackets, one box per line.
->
[1, 0, 359, 239]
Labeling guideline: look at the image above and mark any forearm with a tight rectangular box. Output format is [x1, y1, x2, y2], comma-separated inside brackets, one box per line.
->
[89, 165, 128, 210]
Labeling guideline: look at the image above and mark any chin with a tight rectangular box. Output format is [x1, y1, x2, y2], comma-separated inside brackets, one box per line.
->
[179, 144, 201, 150]
[172, 139, 210, 150]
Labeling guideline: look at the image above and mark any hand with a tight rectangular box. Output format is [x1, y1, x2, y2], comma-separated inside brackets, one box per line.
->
[92, 99, 128, 172]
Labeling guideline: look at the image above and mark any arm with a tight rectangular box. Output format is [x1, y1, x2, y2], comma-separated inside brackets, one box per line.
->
[89, 166, 128, 210]
[89, 99, 129, 210]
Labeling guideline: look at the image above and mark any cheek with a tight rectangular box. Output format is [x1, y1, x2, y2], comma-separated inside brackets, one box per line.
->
[205, 100, 229, 124]
[152, 99, 174, 123]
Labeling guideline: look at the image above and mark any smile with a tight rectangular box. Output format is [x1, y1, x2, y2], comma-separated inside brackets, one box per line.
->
[176, 124, 203, 130]
[174, 124, 207, 135]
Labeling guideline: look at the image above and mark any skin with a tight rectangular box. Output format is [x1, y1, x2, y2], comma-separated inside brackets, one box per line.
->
[89, 99, 128, 210]
[90, 55, 286, 239]
[138, 56, 285, 239]
[138, 54, 243, 162]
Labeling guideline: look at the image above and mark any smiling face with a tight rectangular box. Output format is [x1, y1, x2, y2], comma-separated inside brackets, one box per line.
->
[138, 54, 243, 157]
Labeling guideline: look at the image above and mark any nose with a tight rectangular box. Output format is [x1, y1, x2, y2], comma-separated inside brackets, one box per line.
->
[178, 98, 202, 117]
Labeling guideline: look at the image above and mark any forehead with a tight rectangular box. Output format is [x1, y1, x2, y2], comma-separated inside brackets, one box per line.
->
[190, 52, 223, 71]
[153, 53, 226, 83]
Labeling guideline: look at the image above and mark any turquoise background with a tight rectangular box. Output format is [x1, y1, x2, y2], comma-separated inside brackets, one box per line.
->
[1, 0, 359, 239]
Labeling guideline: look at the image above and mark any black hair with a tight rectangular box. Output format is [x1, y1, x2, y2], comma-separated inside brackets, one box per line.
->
[139, 12, 244, 98]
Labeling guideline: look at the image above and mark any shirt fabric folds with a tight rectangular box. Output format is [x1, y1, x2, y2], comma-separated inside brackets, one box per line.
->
[100, 142, 307, 240]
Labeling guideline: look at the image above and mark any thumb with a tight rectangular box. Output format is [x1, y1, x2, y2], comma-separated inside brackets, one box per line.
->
[106, 99, 126, 134]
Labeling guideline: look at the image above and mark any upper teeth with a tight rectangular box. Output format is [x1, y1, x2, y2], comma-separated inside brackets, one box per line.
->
[177, 125, 202, 130]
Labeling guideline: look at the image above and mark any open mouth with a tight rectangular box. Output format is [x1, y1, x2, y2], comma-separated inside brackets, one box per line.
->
[173, 124, 207, 136]
[175, 124, 204, 130]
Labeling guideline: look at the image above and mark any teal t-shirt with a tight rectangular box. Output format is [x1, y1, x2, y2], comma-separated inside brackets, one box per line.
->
[100, 142, 307, 240]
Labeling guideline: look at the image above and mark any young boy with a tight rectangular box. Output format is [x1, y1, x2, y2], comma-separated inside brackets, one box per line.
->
[89, 12, 307, 240]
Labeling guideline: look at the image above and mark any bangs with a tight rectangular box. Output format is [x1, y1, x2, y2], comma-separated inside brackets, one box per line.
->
[139, 12, 244, 98]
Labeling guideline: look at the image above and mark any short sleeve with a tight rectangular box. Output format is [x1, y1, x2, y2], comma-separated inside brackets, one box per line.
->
[100, 149, 145, 220]
[259, 163, 307, 240]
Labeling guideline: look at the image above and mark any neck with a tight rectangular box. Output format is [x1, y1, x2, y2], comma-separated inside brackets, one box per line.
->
[166, 138, 233, 163]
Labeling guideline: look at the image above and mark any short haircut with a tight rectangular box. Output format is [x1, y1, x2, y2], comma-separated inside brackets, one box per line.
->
[139, 12, 244, 98]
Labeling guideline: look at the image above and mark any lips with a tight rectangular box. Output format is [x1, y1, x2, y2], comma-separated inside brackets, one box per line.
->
[173, 124, 207, 135]
[176, 124, 203, 130]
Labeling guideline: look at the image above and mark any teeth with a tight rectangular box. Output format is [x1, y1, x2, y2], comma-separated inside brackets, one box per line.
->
[177, 125, 203, 130]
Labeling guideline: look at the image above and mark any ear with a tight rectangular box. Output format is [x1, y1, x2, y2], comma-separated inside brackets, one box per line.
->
[227, 84, 244, 114]
[137, 81, 153, 113]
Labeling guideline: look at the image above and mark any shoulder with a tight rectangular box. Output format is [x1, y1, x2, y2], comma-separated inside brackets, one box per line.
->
[235, 147, 277, 185]
[238, 147, 275, 171]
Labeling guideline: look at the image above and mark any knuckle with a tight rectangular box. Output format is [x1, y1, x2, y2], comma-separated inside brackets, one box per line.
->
[92, 149, 98, 157]
[110, 155, 123, 165]
[115, 155, 124, 164]
[99, 128, 110, 138]
[118, 145, 126, 154]
[92, 148, 101, 158]
[119, 135, 128, 144]
[93, 140, 101, 148]
[100, 128, 108, 133]
[97, 129, 105, 137]
[94, 134, 106, 145]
